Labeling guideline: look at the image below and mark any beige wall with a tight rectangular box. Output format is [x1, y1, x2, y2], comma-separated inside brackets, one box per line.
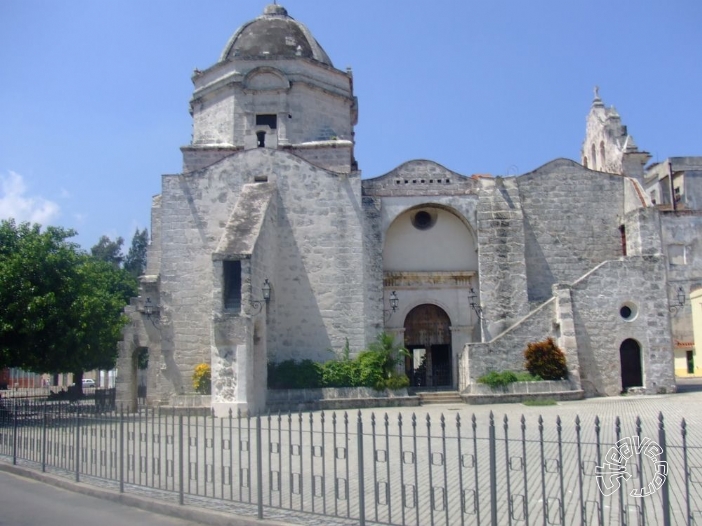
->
[681, 288, 702, 376]
[383, 207, 477, 272]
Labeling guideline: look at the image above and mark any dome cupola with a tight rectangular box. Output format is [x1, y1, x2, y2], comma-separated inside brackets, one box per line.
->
[220, 4, 332, 66]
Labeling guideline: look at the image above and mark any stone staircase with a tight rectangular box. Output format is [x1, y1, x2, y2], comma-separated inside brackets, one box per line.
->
[415, 391, 464, 405]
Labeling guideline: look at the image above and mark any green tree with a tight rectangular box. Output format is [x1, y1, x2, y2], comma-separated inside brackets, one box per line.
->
[123, 228, 148, 278]
[0, 220, 81, 371]
[0, 220, 137, 390]
[90, 235, 124, 268]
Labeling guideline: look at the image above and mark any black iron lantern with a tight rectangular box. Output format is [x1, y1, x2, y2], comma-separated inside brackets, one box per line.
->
[262, 279, 271, 302]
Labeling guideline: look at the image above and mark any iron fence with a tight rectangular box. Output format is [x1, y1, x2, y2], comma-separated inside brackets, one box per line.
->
[0, 399, 699, 526]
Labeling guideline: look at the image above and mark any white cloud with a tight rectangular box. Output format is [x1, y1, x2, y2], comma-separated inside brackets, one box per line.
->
[0, 171, 60, 225]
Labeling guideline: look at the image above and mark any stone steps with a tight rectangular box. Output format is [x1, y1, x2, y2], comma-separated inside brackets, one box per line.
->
[416, 391, 464, 405]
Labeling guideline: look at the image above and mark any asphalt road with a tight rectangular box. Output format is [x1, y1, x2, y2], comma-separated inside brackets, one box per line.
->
[0, 471, 203, 526]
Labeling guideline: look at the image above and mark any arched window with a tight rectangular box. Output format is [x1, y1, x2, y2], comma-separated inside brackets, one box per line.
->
[600, 141, 606, 170]
[583, 156, 588, 168]
[591, 144, 597, 170]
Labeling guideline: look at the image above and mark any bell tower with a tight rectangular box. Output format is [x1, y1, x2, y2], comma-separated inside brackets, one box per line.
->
[182, 4, 358, 174]
[581, 87, 650, 180]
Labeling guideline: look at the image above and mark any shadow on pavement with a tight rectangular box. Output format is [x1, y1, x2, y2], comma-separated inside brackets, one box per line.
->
[676, 377, 702, 393]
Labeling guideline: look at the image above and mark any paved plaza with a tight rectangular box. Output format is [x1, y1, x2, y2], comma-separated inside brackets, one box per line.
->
[2, 385, 702, 526]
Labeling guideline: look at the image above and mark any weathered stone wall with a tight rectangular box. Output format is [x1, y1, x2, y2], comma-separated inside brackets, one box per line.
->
[460, 298, 556, 390]
[477, 177, 529, 339]
[145, 195, 162, 276]
[362, 196, 384, 339]
[272, 157, 366, 360]
[571, 257, 675, 396]
[362, 160, 479, 198]
[624, 207, 661, 257]
[189, 58, 354, 166]
[291, 142, 353, 174]
[192, 88, 235, 146]
[286, 84, 354, 144]
[181, 147, 241, 174]
[156, 148, 367, 398]
[158, 155, 249, 398]
[517, 159, 625, 302]
[660, 210, 702, 344]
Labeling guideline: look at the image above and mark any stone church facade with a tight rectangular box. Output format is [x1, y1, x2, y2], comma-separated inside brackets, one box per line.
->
[117, 5, 693, 414]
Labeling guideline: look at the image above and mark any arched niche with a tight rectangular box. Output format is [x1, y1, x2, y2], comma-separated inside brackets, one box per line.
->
[243, 67, 291, 92]
[620, 338, 643, 391]
[383, 205, 477, 272]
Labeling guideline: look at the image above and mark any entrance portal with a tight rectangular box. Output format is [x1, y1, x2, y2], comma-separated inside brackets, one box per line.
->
[404, 304, 452, 388]
[619, 339, 643, 391]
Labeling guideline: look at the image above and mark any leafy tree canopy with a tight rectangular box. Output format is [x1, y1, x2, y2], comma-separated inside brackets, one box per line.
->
[0, 219, 137, 375]
[123, 228, 148, 278]
[91, 235, 124, 268]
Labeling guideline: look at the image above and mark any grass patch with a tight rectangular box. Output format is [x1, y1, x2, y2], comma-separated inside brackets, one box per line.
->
[523, 399, 557, 406]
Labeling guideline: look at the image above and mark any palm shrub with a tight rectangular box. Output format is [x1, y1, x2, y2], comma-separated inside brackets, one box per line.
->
[364, 332, 410, 390]
[524, 338, 567, 380]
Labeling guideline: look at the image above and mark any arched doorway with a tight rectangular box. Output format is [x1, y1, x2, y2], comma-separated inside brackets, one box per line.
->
[404, 304, 452, 388]
[619, 339, 643, 390]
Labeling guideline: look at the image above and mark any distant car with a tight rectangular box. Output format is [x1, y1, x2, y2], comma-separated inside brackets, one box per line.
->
[82, 379, 96, 388]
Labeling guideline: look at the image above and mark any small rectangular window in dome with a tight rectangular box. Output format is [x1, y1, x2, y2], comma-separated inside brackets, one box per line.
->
[256, 114, 277, 129]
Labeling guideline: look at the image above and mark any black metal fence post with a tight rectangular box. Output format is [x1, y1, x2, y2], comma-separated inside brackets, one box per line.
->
[41, 402, 47, 472]
[658, 413, 671, 526]
[179, 414, 184, 506]
[489, 411, 498, 526]
[119, 405, 125, 493]
[256, 414, 263, 520]
[75, 404, 81, 483]
[12, 400, 18, 465]
[357, 411, 366, 526]
[682, 418, 691, 526]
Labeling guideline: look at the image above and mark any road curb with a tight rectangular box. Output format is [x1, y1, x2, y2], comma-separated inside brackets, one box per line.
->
[0, 462, 291, 526]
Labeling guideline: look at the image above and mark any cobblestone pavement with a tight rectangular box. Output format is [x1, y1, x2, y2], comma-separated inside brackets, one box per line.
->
[2, 389, 701, 526]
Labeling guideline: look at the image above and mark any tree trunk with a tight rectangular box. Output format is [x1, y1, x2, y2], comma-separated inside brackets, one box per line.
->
[73, 371, 84, 396]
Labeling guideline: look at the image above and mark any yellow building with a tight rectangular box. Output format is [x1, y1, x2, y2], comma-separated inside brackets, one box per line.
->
[680, 287, 702, 376]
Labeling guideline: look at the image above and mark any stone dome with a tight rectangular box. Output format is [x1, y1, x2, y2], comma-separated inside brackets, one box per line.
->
[219, 4, 332, 66]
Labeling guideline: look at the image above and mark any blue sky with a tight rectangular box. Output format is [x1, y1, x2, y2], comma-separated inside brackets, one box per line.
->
[1, 0, 701, 249]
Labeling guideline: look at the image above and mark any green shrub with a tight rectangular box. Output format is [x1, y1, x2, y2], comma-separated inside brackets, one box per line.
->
[267, 332, 410, 391]
[524, 338, 567, 380]
[514, 371, 542, 382]
[319, 359, 357, 387]
[384, 373, 410, 390]
[478, 370, 518, 389]
[267, 359, 321, 389]
[356, 350, 386, 389]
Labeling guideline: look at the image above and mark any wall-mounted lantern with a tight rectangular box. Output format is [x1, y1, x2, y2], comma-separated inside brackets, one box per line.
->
[384, 290, 399, 321]
[670, 285, 686, 316]
[468, 288, 485, 321]
[141, 297, 161, 328]
[250, 278, 272, 314]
